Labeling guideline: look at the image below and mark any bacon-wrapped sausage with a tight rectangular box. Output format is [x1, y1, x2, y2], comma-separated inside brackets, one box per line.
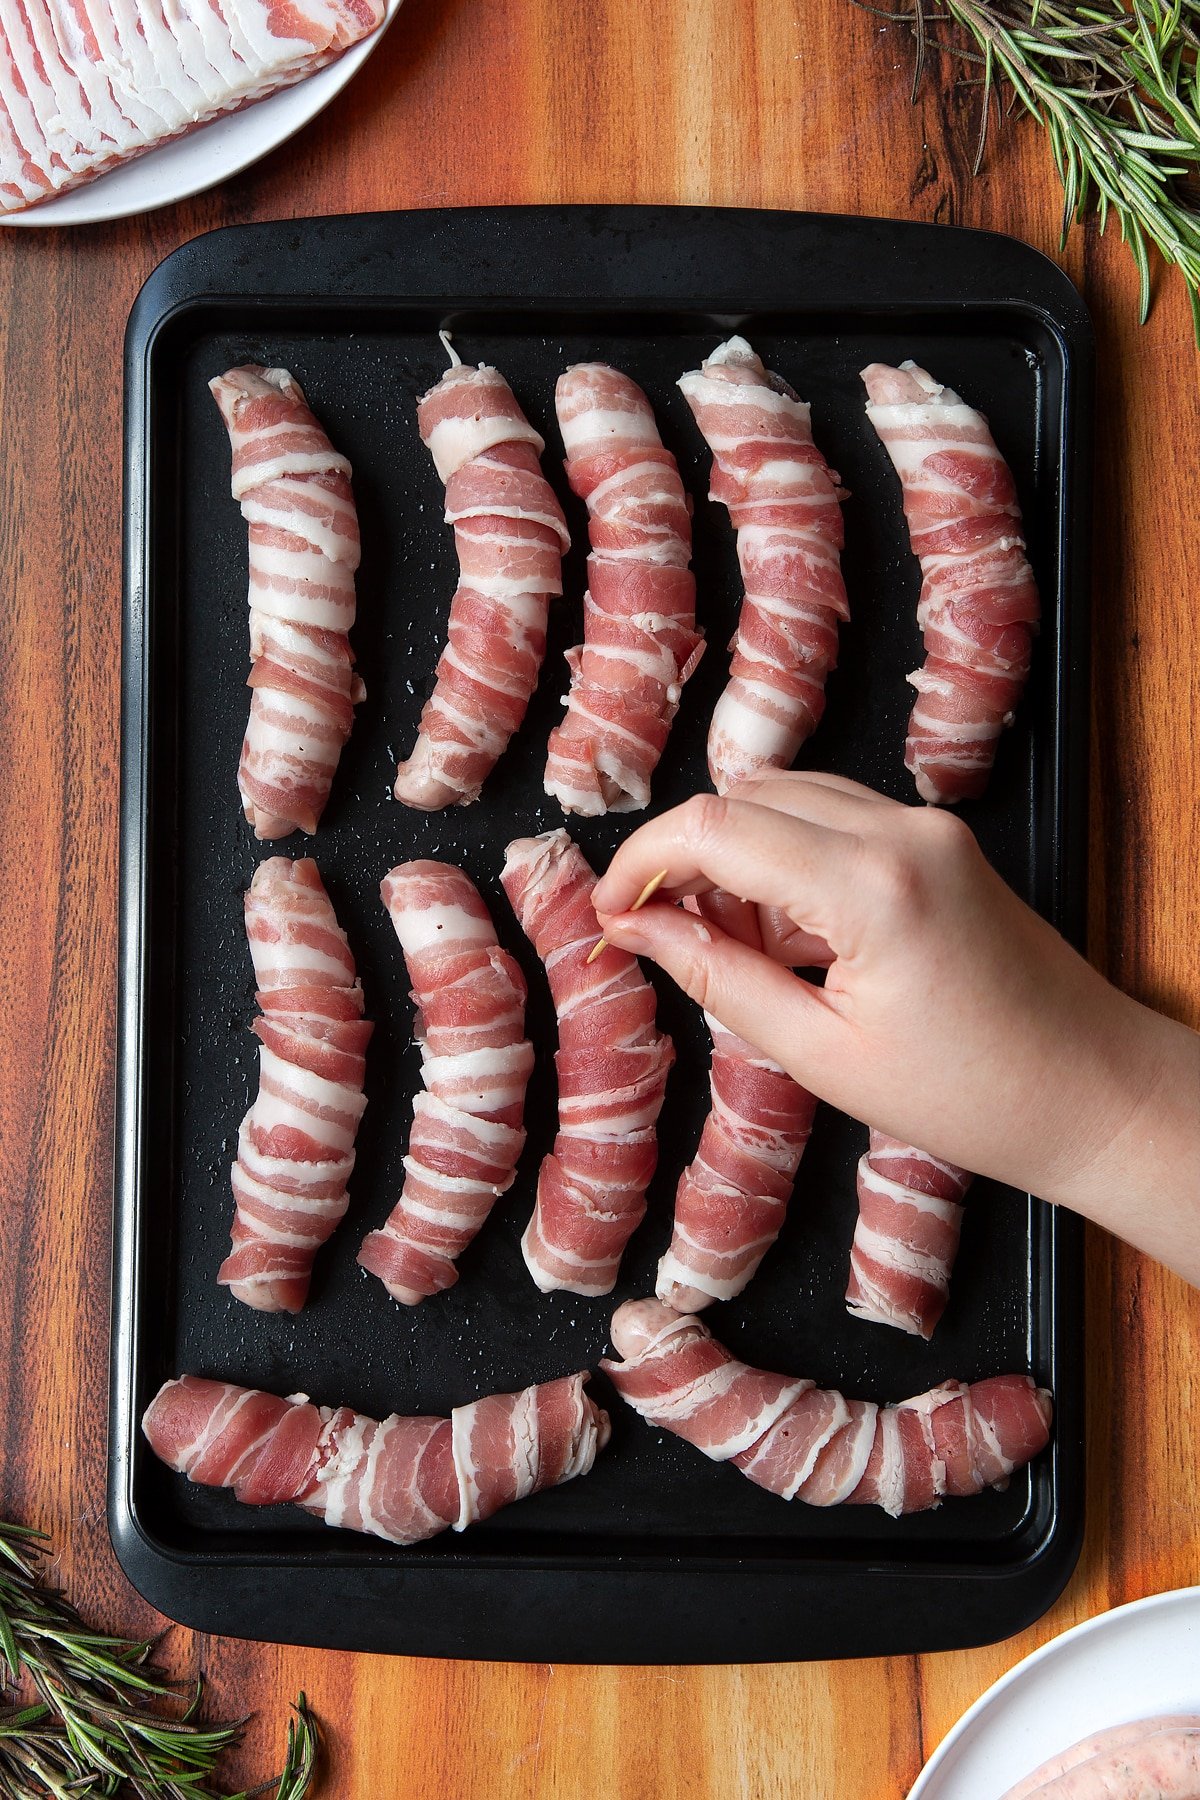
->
[218, 858, 371, 1314]
[357, 861, 533, 1304]
[544, 364, 703, 814]
[678, 337, 848, 792]
[656, 1013, 817, 1312]
[210, 366, 363, 839]
[603, 1300, 1052, 1517]
[845, 1132, 973, 1340]
[501, 830, 674, 1295]
[862, 359, 1040, 805]
[143, 1370, 609, 1545]
[394, 347, 569, 810]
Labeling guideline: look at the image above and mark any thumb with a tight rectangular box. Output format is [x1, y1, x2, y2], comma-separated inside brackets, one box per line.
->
[602, 903, 846, 1085]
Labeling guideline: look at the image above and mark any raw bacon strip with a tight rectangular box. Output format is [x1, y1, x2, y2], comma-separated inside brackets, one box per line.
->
[0, 0, 385, 215]
[845, 1132, 973, 1340]
[678, 336, 848, 793]
[357, 861, 533, 1304]
[394, 348, 569, 810]
[862, 359, 1040, 805]
[0, 97, 51, 210]
[603, 1300, 1052, 1517]
[0, 73, 59, 210]
[501, 829, 674, 1296]
[0, 0, 97, 195]
[656, 1012, 817, 1312]
[210, 365, 364, 840]
[218, 858, 372, 1314]
[8, 0, 135, 170]
[544, 364, 702, 815]
[143, 1370, 609, 1545]
[47, 0, 174, 142]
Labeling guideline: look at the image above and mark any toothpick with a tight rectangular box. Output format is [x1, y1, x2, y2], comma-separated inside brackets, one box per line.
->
[586, 868, 669, 964]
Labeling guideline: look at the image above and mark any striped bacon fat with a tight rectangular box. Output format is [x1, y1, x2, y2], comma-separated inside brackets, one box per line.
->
[544, 364, 702, 815]
[394, 348, 569, 810]
[210, 364, 363, 840]
[845, 1132, 973, 1340]
[656, 1014, 817, 1313]
[501, 829, 674, 1296]
[218, 857, 371, 1314]
[603, 1299, 1052, 1517]
[678, 337, 848, 793]
[143, 1370, 610, 1545]
[862, 359, 1040, 805]
[358, 860, 533, 1304]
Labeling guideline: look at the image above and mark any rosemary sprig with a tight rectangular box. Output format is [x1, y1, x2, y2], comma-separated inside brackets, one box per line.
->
[0, 1522, 319, 1799]
[858, 0, 1200, 336]
[232, 1700, 317, 1800]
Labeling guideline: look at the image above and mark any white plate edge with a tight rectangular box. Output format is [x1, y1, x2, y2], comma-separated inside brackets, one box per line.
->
[0, 0, 403, 228]
[907, 1585, 1200, 1800]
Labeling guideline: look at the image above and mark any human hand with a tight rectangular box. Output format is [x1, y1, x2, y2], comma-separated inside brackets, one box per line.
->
[592, 773, 1200, 1279]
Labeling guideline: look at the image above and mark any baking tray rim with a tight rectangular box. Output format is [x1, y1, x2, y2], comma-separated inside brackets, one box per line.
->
[111, 202, 1092, 1662]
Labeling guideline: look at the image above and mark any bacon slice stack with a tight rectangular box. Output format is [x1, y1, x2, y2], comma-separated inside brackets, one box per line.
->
[210, 365, 364, 840]
[656, 1014, 817, 1312]
[845, 1133, 973, 1340]
[678, 337, 848, 792]
[862, 359, 1040, 805]
[0, 0, 384, 216]
[218, 858, 371, 1314]
[394, 353, 569, 810]
[357, 861, 533, 1304]
[143, 1370, 609, 1545]
[603, 1300, 1052, 1517]
[501, 829, 674, 1295]
[544, 364, 703, 815]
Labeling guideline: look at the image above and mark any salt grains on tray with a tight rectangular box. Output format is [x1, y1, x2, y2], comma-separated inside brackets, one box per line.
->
[0, 0, 384, 215]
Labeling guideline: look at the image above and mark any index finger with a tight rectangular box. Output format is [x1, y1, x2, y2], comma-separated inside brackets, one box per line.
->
[591, 793, 862, 936]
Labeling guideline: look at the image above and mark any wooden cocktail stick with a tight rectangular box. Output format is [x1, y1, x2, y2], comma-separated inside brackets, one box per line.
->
[586, 868, 669, 964]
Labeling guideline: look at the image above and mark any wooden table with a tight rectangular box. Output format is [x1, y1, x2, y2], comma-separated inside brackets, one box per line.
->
[2, 3, 1198, 1794]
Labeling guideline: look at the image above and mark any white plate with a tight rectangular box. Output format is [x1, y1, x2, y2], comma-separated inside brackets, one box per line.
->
[908, 1586, 1200, 1800]
[1, 0, 402, 228]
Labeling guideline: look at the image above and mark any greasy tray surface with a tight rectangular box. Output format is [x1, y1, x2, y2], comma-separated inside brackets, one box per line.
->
[114, 206, 1091, 1661]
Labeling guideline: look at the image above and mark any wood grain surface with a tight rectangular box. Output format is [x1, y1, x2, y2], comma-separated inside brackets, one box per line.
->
[1, 2, 1198, 1795]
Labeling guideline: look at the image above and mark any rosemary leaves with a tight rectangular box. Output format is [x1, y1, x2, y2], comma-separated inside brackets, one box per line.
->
[0, 1520, 319, 1799]
[859, 1, 1200, 335]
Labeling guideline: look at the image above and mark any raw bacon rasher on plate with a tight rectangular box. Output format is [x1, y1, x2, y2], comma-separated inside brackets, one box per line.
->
[394, 344, 569, 809]
[218, 857, 371, 1314]
[143, 1369, 609, 1545]
[358, 860, 533, 1304]
[678, 336, 849, 793]
[656, 897, 817, 1310]
[0, 0, 384, 216]
[845, 1132, 973, 1340]
[603, 1300, 1052, 1517]
[210, 365, 364, 839]
[544, 363, 703, 815]
[501, 829, 674, 1296]
[862, 358, 1040, 805]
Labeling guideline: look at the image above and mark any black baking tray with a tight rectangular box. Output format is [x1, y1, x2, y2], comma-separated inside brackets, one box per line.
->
[113, 205, 1092, 1663]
